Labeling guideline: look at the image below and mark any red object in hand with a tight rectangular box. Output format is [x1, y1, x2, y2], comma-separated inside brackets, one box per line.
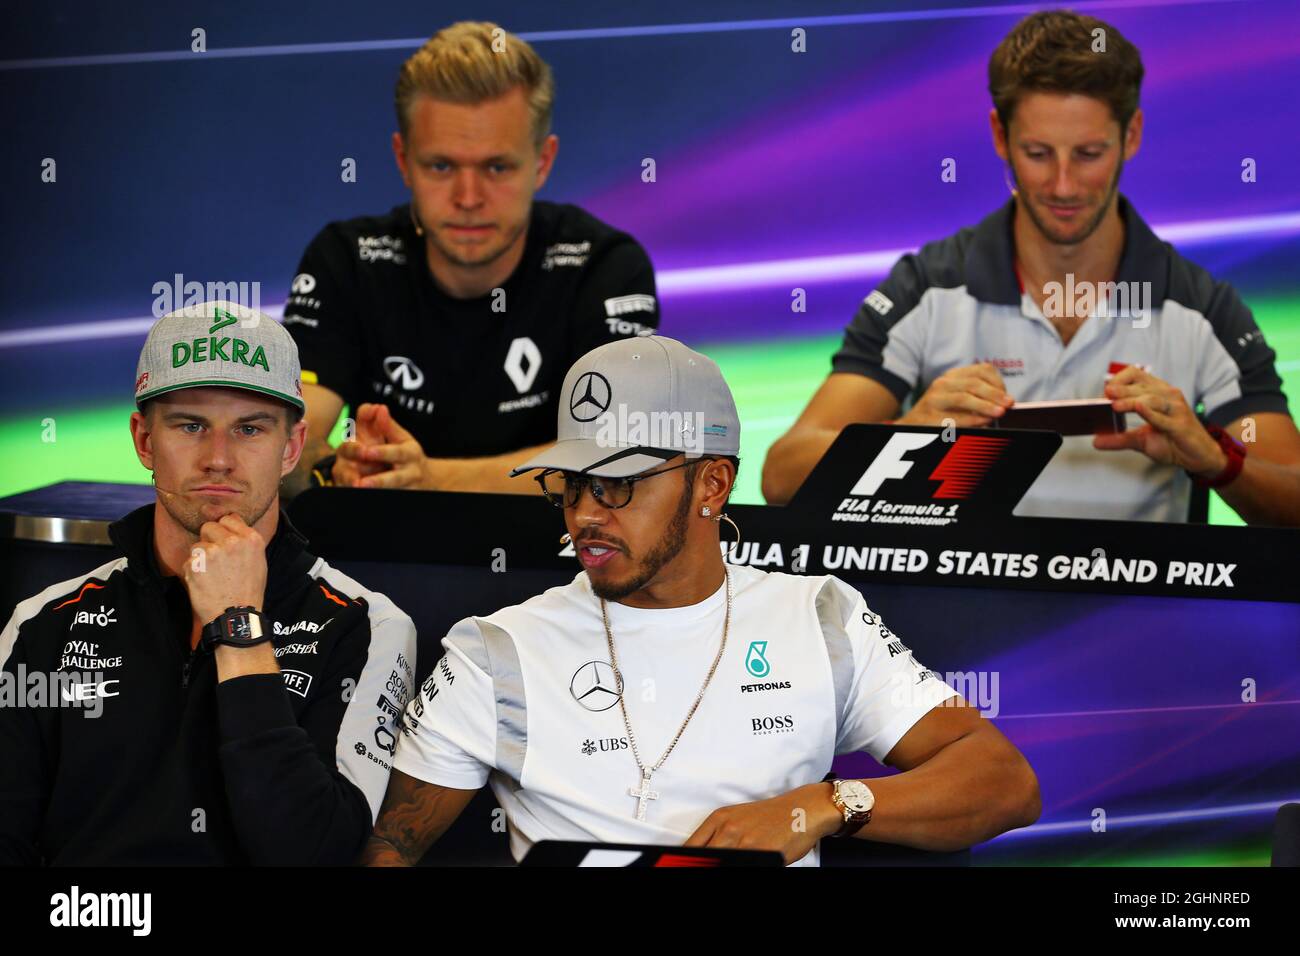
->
[1190, 423, 1246, 489]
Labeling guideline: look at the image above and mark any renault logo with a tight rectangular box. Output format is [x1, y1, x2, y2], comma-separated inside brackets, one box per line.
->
[569, 372, 611, 422]
[570, 660, 623, 711]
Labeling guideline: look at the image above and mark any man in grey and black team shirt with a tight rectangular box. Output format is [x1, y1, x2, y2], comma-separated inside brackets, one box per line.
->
[283, 21, 659, 496]
[763, 11, 1300, 525]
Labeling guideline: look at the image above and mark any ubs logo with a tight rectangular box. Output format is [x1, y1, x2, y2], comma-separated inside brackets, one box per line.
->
[569, 372, 611, 422]
[580, 736, 629, 755]
[570, 660, 622, 711]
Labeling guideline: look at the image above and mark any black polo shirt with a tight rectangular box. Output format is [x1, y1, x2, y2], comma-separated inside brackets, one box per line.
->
[283, 200, 659, 457]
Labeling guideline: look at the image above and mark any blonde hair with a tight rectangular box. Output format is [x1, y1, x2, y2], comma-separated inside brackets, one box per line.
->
[395, 21, 555, 148]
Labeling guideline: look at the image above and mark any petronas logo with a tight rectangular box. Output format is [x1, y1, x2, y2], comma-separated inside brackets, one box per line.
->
[172, 307, 269, 371]
[745, 641, 771, 678]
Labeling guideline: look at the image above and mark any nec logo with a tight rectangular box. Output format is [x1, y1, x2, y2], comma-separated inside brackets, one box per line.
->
[850, 433, 1009, 499]
[60, 680, 120, 702]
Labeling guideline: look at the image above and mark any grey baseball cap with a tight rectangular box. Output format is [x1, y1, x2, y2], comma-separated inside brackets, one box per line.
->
[510, 332, 740, 478]
[134, 300, 305, 412]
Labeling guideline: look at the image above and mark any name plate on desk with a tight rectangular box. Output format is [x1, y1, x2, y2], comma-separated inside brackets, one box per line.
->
[786, 424, 1060, 527]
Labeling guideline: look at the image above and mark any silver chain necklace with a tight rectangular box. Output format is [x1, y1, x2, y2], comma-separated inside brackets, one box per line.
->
[600, 566, 732, 821]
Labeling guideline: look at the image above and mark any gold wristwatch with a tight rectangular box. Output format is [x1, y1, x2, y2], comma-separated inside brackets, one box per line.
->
[830, 779, 875, 836]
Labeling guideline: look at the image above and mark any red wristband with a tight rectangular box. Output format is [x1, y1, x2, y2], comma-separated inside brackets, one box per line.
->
[1189, 424, 1246, 489]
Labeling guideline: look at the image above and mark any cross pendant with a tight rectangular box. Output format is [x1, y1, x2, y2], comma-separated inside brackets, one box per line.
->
[629, 771, 660, 821]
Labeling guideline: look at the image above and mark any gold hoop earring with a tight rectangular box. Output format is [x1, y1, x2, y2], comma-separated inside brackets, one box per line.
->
[410, 204, 425, 237]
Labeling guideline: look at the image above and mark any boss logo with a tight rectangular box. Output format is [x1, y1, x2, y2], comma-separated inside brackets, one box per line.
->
[751, 715, 795, 735]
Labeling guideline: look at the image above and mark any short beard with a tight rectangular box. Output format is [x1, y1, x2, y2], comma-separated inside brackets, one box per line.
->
[1016, 157, 1124, 247]
[589, 470, 696, 602]
[157, 482, 277, 539]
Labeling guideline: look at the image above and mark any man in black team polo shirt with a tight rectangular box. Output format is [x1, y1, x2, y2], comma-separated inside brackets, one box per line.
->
[763, 11, 1300, 525]
[282, 22, 659, 496]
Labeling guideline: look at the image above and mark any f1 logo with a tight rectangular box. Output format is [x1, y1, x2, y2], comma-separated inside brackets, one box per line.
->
[849, 433, 938, 496]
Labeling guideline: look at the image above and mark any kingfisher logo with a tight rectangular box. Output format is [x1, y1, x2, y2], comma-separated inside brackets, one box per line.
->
[833, 432, 1009, 527]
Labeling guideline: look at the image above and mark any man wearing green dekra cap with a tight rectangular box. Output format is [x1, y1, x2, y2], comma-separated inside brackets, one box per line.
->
[0, 300, 417, 865]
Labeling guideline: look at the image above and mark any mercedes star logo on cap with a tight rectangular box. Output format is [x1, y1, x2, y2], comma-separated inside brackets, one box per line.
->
[569, 660, 623, 711]
[569, 371, 612, 422]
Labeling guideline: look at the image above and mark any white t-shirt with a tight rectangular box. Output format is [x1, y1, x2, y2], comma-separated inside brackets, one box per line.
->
[393, 564, 959, 866]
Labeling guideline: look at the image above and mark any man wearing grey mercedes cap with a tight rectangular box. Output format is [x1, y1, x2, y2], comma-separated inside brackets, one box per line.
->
[0, 301, 416, 864]
[365, 332, 1038, 866]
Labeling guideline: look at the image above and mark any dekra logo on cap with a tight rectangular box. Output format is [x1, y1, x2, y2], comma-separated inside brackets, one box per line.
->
[170, 308, 270, 372]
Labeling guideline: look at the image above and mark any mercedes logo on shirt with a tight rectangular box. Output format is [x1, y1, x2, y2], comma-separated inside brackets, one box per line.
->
[383, 355, 425, 391]
[570, 660, 623, 711]
[569, 371, 611, 422]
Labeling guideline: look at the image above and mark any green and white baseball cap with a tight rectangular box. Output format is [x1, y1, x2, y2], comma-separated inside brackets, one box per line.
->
[510, 332, 740, 478]
[134, 300, 305, 412]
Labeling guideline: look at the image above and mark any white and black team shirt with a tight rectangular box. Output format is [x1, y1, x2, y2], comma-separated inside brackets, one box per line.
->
[393, 565, 958, 867]
[833, 195, 1290, 522]
[283, 200, 659, 458]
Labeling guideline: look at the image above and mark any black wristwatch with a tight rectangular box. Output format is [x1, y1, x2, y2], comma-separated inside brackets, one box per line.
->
[310, 454, 337, 488]
[201, 606, 271, 651]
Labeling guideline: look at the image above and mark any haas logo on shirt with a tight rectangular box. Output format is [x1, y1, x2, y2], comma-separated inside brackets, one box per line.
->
[1106, 361, 1153, 380]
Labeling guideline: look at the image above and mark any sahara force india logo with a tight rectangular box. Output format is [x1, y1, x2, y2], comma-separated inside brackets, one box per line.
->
[171, 309, 270, 372]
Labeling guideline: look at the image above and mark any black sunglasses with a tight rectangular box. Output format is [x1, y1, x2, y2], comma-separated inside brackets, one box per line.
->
[535, 459, 699, 510]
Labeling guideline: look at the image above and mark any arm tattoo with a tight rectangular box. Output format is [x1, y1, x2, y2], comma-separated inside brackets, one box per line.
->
[361, 770, 475, 866]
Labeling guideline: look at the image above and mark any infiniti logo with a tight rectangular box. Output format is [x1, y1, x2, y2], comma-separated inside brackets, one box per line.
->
[383, 355, 425, 391]
[569, 372, 612, 422]
[569, 660, 623, 711]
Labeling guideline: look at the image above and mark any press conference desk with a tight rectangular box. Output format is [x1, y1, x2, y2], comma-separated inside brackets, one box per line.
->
[2, 479, 1297, 866]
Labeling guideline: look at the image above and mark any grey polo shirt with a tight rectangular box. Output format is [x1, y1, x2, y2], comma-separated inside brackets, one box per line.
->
[831, 195, 1289, 522]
